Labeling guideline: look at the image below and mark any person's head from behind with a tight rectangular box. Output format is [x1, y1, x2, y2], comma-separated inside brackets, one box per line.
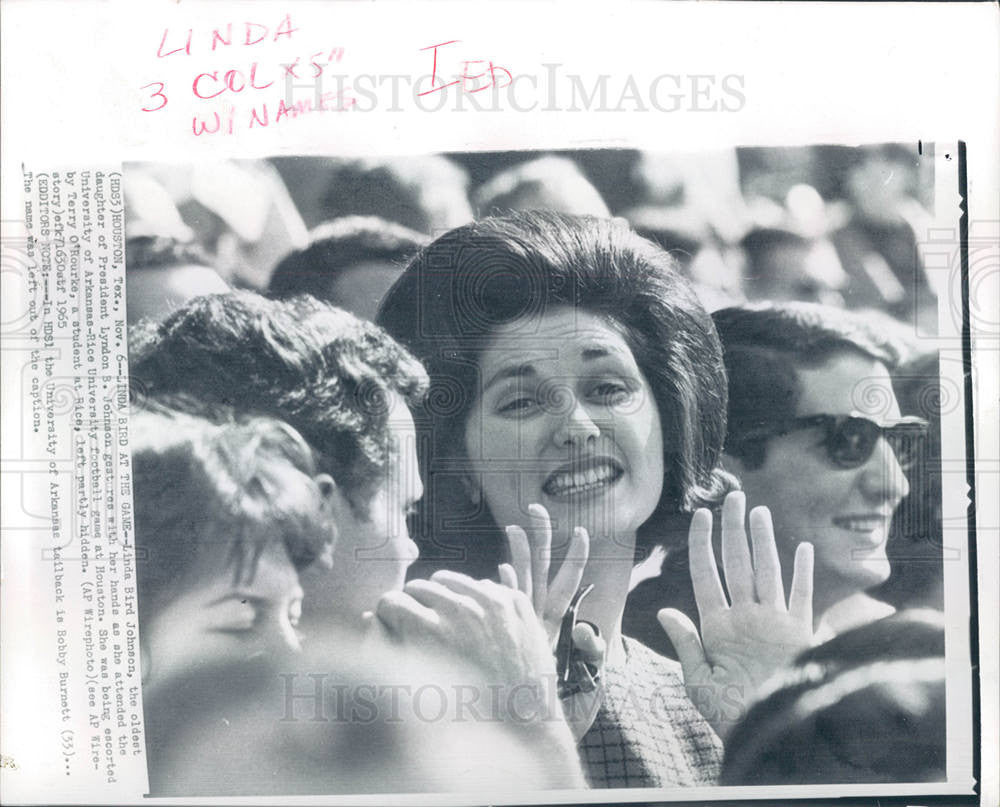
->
[377, 211, 734, 572]
[319, 156, 473, 236]
[133, 408, 332, 697]
[721, 609, 946, 785]
[740, 227, 847, 307]
[844, 143, 922, 227]
[125, 236, 229, 325]
[130, 292, 429, 629]
[627, 207, 745, 311]
[145, 624, 575, 797]
[714, 303, 923, 615]
[269, 216, 430, 321]
[472, 156, 611, 218]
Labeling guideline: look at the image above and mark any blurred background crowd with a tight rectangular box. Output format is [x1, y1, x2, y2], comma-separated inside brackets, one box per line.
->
[124, 144, 938, 329]
[124, 143, 944, 618]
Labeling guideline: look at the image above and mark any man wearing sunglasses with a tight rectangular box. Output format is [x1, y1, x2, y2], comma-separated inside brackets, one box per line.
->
[711, 302, 927, 640]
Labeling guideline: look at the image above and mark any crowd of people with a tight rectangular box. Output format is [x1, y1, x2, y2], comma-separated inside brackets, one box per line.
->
[123, 145, 947, 795]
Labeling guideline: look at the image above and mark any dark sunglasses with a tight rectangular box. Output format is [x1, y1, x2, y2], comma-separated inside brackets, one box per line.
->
[737, 414, 929, 470]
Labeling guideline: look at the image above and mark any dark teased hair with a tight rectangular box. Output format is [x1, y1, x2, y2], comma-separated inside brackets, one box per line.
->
[714, 302, 904, 469]
[268, 216, 430, 301]
[126, 235, 216, 273]
[129, 291, 428, 512]
[132, 409, 331, 623]
[377, 211, 735, 566]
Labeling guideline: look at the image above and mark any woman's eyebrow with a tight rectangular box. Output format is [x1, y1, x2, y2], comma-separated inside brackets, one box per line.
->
[581, 345, 620, 361]
[483, 363, 538, 393]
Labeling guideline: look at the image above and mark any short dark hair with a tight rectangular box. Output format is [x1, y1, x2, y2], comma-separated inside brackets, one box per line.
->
[714, 302, 904, 469]
[377, 211, 735, 564]
[268, 216, 430, 301]
[126, 236, 216, 272]
[129, 291, 428, 511]
[132, 409, 330, 622]
[739, 227, 813, 280]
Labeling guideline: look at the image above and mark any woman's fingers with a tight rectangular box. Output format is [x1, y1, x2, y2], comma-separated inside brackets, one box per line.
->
[527, 503, 553, 614]
[721, 491, 755, 605]
[748, 506, 785, 609]
[544, 526, 589, 624]
[688, 508, 729, 617]
[571, 622, 606, 669]
[505, 525, 532, 601]
[787, 541, 815, 624]
[657, 608, 709, 681]
[498, 562, 518, 591]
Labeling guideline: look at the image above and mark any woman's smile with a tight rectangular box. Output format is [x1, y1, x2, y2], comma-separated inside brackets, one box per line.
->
[541, 456, 625, 499]
[464, 306, 665, 548]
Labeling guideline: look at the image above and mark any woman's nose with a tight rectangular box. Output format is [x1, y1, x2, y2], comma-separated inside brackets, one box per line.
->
[552, 398, 601, 449]
[859, 436, 911, 506]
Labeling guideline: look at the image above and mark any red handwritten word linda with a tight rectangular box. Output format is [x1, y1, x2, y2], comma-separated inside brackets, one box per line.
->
[418, 40, 511, 96]
[156, 14, 298, 57]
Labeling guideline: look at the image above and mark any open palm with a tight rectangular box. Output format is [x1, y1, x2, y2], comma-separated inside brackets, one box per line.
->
[658, 492, 814, 740]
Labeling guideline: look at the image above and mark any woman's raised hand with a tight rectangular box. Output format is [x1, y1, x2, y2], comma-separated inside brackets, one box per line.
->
[657, 491, 814, 741]
[501, 503, 604, 663]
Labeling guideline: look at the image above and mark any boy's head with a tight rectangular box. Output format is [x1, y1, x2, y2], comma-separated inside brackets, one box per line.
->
[130, 292, 430, 625]
[133, 408, 333, 694]
[269, 216, 429, 321]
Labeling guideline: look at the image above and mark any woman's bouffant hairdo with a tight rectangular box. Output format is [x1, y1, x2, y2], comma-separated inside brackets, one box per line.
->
[377, 211, 736, 563]
[129, 291, 428, 512]
[131, 408, 334, 622]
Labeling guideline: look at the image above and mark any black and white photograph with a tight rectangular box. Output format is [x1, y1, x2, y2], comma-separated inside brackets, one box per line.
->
[2, 3, 996, 806]
[121, 144, 967, 797]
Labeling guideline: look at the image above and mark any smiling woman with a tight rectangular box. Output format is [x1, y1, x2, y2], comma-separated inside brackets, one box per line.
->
[377, 211, 756, 787]
[466, 307, 666, 561]
[378, 211, 735, 576]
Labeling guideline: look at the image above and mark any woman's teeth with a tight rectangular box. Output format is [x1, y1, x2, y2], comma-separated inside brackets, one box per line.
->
[833, 516, 885, 533]
[543, 463, 622, 496]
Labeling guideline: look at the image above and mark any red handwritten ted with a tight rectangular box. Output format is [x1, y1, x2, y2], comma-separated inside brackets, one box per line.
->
[418, 40, 511, 97]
